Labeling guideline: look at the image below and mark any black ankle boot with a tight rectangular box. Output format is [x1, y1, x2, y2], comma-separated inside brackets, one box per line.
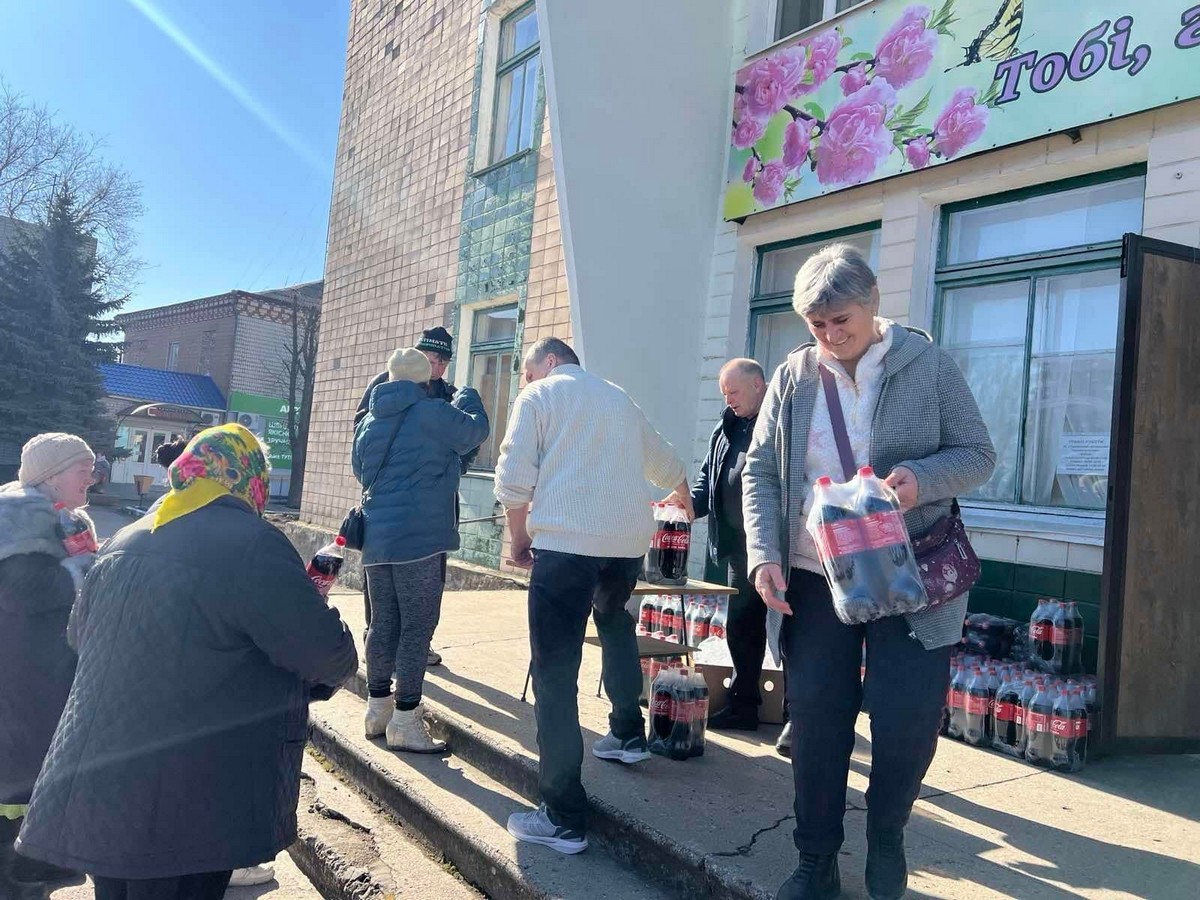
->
[866, 828, 907, 899]
[775, 852, 840, 900]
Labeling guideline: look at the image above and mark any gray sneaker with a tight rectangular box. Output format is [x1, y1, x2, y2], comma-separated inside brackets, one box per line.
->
[507, 805, 588, 854]
[591, 732, 651, 764]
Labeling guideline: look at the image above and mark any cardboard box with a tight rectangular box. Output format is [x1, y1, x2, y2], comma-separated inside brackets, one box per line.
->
[696, 663, 787, 725]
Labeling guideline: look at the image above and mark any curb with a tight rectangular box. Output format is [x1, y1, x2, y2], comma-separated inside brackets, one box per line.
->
[344, 671, 772, 900]
[288, 826, 383, 900]
[307, 716, 554, 900]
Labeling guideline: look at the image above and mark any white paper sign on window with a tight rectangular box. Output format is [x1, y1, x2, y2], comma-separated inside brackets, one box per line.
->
[1056, 433, 1111, 476]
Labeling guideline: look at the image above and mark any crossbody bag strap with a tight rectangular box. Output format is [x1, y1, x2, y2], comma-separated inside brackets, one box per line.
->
[818, 363, 857, 482]
[363, 408, 409, 500]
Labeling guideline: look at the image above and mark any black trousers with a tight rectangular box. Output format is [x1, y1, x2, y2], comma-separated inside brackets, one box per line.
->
[93, 871, 232, 900]
[726, 551, 769, 710]
[528, 550, 644, 834]
[782, 569, 952, 854]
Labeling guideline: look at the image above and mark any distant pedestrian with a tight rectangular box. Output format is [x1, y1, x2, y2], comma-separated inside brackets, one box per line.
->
[0, 433, 97, 893]
[16, 424, 358, 900]
[354, 348, 489, 752]
[91, 452, 111, 492]
[495, 337, 692, 855]
[354, 326, 482, 666]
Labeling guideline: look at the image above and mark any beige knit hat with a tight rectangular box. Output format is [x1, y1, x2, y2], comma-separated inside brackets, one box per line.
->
[387, 347, 433, 384]
[19, 432, 96, 487]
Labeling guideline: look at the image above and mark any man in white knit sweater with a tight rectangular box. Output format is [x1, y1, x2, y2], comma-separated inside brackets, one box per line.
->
[495, 337, 691, 855]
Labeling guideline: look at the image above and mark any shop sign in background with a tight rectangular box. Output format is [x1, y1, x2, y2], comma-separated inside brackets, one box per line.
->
[725, 1, 1200, 219]
[228, 390, 293, 469]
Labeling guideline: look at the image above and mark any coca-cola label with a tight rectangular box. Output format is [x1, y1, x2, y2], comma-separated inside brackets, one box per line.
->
[995, 701, 1016, 722]
[653, 529, 690, 551]
[1030, 622, 1049, 641]
[710, 624, 726, 640]
[965, 694, 989, 716]
[860, 511, 907, 550]
[1051, 625, 1073, 646]
[1074, 717, 1088, 737]
[815, 520, 867, 559]
[651, 695, 672, 718]
[1026, 711, 1050, 733]
[1014, 706, 1025, 726]
[63, 530, 97, 556]
[674, 699, 694, 723]
[308, 571, 337, 597]
[1050, 715, 1071, 737]
[949, 688, 964, 709]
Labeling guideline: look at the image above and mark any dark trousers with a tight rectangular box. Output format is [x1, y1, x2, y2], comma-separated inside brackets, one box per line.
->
[726, 551, 769, 710]
[93, 871, 232, 900]
[528, 550, 644, 834]
[782, 569, 952, 855]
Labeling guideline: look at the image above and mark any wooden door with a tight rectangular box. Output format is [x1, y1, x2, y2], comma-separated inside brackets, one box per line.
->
[1098, 234, 1200, 754]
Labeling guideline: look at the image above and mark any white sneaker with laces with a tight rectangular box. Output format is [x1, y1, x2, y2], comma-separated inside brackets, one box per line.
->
[386, 704, 447, 753]
[228, 864, 275, 887]
[365, 695, 394, 738]
[506, 805, 588, 855]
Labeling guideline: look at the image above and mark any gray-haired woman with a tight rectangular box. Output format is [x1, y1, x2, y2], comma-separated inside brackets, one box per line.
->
[742, 244, 995, 900]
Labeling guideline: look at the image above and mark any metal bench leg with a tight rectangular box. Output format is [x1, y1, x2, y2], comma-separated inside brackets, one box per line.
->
[520, 661, 532, 703]
[597, 662, 604, 698]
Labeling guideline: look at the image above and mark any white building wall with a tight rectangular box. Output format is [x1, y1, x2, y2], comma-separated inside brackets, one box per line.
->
[694, 15, 1200, 579]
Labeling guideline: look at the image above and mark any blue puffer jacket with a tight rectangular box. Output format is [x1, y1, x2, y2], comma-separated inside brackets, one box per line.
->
[353, 381, 490, 566]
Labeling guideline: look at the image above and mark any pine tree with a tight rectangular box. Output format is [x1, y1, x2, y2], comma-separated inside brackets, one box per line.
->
[0, 187, 125, 453]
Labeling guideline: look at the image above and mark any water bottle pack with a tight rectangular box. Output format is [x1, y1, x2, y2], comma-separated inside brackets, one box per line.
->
[805, 467, 927, 625]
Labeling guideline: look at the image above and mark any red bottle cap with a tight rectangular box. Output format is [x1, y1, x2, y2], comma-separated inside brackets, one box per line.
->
[335, 535, 346, 547]
[858, 466, 875, 477]
[815, 475, 833, 487]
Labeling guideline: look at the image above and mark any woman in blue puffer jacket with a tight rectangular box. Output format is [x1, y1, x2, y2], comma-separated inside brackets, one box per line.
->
[353, 347, 489, 753]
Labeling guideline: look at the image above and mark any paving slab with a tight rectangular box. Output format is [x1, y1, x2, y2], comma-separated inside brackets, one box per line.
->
[329, 587, 1200, 899]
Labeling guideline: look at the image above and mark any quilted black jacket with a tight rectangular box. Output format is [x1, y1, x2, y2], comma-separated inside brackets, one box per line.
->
[17, 496, 358, 879]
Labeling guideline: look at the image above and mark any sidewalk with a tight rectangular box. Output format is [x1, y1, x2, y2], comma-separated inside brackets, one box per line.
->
[330, 586, 1200, 899]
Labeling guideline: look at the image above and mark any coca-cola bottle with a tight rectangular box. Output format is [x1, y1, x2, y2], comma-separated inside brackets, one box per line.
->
[963, 667, 992, 746]
[690, 600, 713, 646]
[1064, 601, 1085, 675]
[855, 466, 926, 614]
[992, 667, 1022, 756]
[1024, 680, 1056, 766]
[1030, 599, 1055, 668]
[637, 596, 657, 637]
[709, 598, 728, 642]
[54, 502, 97, 557]
[1045, 601, 1070, 674]
[689, 670, 709, 758]
[946, 663, 968, 740]
[810, 477, 876, 623]
[1050, 688, 1087, 773]
[306, 535, 346, 598]
[668, 668, 694, 760]
[646, 503, 691, 585]
[648, 669, 675, 756]
[663, 596, 683, 644]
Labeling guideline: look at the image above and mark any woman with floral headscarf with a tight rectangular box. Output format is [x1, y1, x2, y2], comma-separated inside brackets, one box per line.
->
[16, 425, 358, 900]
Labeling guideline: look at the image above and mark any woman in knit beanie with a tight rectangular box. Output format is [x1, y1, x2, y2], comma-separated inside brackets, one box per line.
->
[0, 433, 98, 891]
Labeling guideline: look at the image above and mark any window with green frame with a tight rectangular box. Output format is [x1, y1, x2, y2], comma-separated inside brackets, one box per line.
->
[934, 168, 1145, 511]
[749, 223, 881, 376]
[491, 3, 540, 165]
[467, 305, 519, 469]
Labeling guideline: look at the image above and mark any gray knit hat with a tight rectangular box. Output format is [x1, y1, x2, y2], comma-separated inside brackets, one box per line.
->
[18, 433, 96, 487]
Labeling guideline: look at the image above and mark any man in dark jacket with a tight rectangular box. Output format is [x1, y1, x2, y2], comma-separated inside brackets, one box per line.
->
[690, 359, 776, 735]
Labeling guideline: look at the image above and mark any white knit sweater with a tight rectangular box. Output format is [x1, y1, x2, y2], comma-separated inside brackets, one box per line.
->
[494, 364, 687, 559]
[793, 320, 894, 573]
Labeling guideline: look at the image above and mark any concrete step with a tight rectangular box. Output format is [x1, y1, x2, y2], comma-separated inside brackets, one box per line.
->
[308, 689, 674, 900]
[340, 670, 773, 900]
[292, 751, 483, 900]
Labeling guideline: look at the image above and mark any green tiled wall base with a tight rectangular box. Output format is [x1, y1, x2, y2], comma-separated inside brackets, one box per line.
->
[970, 560, 1102, 673]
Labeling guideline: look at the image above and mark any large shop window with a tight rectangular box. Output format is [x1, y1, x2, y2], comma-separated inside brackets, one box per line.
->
[490, 3, 540, 165]
[935, 171, 1145, 512]
[776, 0, 869, 40]
[467, 305, 519, 470]
[750, 225, 881, 376]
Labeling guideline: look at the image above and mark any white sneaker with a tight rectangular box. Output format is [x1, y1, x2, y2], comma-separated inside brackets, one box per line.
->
[507, 805, 588, 854]
[228, 864, 275, 886]
[365, 695, 394, 738]
[386, 704, 447, 753]
[427, 646, 443, 667]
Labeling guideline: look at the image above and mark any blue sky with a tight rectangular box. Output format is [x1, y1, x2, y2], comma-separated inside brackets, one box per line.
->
[0, 0, 349, 311]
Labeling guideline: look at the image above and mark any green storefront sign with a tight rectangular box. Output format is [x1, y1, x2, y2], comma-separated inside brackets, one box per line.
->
[228, 390, 293, 469]
[725, 0, 1200, 218]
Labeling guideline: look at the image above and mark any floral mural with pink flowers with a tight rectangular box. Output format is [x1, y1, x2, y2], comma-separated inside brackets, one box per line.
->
[726, 0, 1200, 218]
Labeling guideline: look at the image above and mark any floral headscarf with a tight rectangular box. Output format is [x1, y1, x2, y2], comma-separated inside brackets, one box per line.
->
[151, 424, 270, 531]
